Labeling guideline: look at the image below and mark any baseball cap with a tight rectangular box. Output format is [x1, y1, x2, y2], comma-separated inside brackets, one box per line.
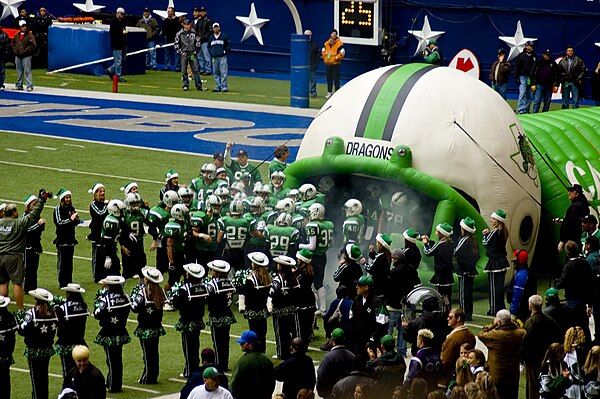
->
[235, 330, 258, 344]
[512, 249, 528, 265]
[545, 287, 559, 300]
[497, 48, 506, 55]
[116, 7, 125, 14]
[18, 20, 27, 26]
[143, 7, 150, 12]
[582, 214, 598, 224]
[193, 7, 201, 11]
[525, 40, 534, 46]
[331, 328, 345, 340]
[380, 335, 395, 349]
[202, 366, 219, 379]
[212, 22, 220, 28]
[543, 49, 551, 55]
[357, 275, 373, 287]
[199, 6, 207, 11]
[213, 152, 224, 161]
[567, 183, 583, 194]
[237, 149, 248, 157]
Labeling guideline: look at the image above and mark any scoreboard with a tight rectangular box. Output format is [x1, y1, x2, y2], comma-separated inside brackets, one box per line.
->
[334, 0, 382, 46]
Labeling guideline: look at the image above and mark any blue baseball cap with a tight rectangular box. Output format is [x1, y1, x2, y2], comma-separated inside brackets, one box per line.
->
[235, 330, 258, 344]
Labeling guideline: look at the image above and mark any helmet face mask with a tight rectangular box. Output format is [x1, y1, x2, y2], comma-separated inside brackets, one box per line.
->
[205, 194, 222, 212]
[299, 184, 317, 201]
[108, 199, 126, 218]
[344, 199, 363, 217]
[171, 203, 189, 221]
[366, 183, 382, 200]
[201, 163, 217, 180]
[178, 187, 194, 205]
[214, 187, 230, 202]
[230, 199, 245, 215]
[163, 190, 180, 208]
[308, 203, 325, 221]
[250, 197, 265, 215]
[287, 189, 299, 201]
[125, 192, 142, 211]
[270, 171, 285, 188]
[276, 212, 292, 226]
[276, 198, 295, 214]
[318, 176, 335, 193]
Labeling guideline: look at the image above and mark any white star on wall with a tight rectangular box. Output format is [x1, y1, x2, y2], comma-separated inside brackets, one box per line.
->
[0, 0, 25, 21]
[499, 20, 537, 61]
[72, 0, 105, 13]
[236, 3, 269, 46]
[408, 15, 445, 57]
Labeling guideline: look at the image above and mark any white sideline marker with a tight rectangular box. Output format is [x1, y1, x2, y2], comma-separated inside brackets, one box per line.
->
[34, 146, 57, 150]
[5, 148, 27, 153]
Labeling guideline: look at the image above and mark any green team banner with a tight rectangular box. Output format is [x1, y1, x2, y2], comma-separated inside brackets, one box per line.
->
[285, 64, 596, 287]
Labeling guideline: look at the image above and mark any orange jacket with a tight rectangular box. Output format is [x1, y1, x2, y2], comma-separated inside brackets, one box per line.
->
[322, 37, 345, 66]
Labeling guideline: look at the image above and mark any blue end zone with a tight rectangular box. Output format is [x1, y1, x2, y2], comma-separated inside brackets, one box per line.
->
[0, 91, 312, 162]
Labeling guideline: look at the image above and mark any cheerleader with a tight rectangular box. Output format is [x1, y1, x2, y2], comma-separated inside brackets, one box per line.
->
[454, 217, 479, 321]
[238, 252, 271, 353]
[270, 255, 301, 360]
[206, 259, 236, 371]
[362, 233, 392, 299]
[333, 244, 363, 295]
[54, 283, 89, 378]
[131, 266, 167, 384]
[402, 228, 422, 269]
[482, 209, 509, 315]
[19, 288, 58, 399]
[422, 223, 455, 303]
[0, 296, 17, 399]
[294, 249, 316, 344]
[87, 183, 107, 278]
[170, 263, 208, 378]
[93, 275, 131, 393]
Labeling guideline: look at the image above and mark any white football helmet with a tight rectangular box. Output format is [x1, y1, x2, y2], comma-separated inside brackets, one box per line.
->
[253, 182, 264, 195]
[214, 187, 230, 201]
[163, 190, 180, 208]
[366, 183, 382, 200]
[124, 192, 142, 211]
[276, 212, 292, 226]
[276, 198, 295, 214]
[287, 189, 299, 201]
[230, 181, 246, 195]
[171, 203, 189, 221]
[344, 199, 363, 217]
[230, 199, 245, 215]
[318, 176, 335, 193]
[107, 199, 126, 217]
[250, 196, 265, 215]
[270, 171, 286, 188]
[178, 187, 194, 205]
[299, 183, 317, 201]
[201, 163, 217, 180]
[308, 203, 325, 221]
[205, 195, 222, 212]
[391, 191, 408, 207]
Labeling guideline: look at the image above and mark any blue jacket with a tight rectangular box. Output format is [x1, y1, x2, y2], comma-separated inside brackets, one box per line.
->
[208, 32, 231, 57]
[510, 268, 528, 316]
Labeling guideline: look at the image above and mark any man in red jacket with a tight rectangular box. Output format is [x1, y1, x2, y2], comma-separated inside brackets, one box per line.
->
[12, 20, 36, 91]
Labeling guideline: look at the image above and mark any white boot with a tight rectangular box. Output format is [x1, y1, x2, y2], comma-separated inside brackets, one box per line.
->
[318, 287, 327, 315]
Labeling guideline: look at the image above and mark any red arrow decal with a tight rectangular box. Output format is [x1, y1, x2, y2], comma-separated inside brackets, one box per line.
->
[456, 57, 474, 72]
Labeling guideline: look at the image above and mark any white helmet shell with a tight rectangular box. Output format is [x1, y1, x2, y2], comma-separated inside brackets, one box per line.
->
[107, 199, 126, 217]
[276, 212, 292, 226]
[344, 199, 363, 217]
[308, 203, 325, 221]
[124, 192, 142, 211]
[171, 203, 189, 221]
[163, 190, 180, 208]
[201, 163, 217, 180]
[230, 199, 245, 215]
[299, 183, 317, 201]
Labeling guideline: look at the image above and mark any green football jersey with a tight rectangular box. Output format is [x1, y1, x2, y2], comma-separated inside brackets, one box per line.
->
[190, 211, 219, 252]
[343, 214, 365, 244]
[299, 193, 326, 215]
[148, 205, 171, 235]
[190, 178, 218, 204]
[101, 214, 121, 242]
[305, 220, 334, 256]
[164, 220, 186, 252]
[268, 185, 290, 201]
[218, 216, 251, 249]
[266, 225, 299, 257]
[122, 209, 147, 241]
[268, 158, 286, 176]
[245, 213, 267, 246]
[229, 161, 262, 185]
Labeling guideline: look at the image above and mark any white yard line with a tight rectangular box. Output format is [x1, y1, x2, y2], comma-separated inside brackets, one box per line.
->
[5, 148, 27, 153]
[34, 146, 57, 150]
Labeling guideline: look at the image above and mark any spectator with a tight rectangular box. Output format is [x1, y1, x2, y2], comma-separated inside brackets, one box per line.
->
[269, 145, 290, 176]
[514, 40, 536, 114]
[14, 7, 34, 27]
[582, 215, 600, 253]
[555, 240, 594, 341]
[161, 7, 181, 71]
[531, 49, 558, 113]
[403, 296, 450, 356]
[539, 343, 572, 398]
[304, 30, 320, 98]
[422, 39, 443, 65]
[583, 345, 600, 397]
[137, 7, 159, 70]
[180, 348, 229, 399]
[208, 22, 231, 92]
[489, 48, 511, 99]
[12, 19, 36, 91]
[422, 223, 455, 303]
[366, 334, 406, 397]
[404, 328, 442, 392]
[174, 19, 206, 91]
[274, 338, 316, 399]
[63, 345, 106, 399]
[466, 349, 486, 379]
[195, 7, 212, 75]
[188, 367, 232, 399]
[230, 330, 276, 399]
[475, 372, 497, 399]
[557, 45, 586, 109]
[440, 308, 475, 387]
[482, 209, 509, 316]
[316, 328, 355, 398]
[522, 294, 560, 399]
[224, 143, 262, 185]
[410, 378, 429, 399]
[386, 248, 420, 356]
[330, 356, 375, 399]
[558, 183, 590, 252]
[22, 194, 45, 293]
[322, 29, 345, 99]
[563, 326, 587, 399]
[298, 389, 315, 399]
[543, 287, 573, 340]
[477, 309, 526, 399]
[321, 285, 352, 351]
[453, 217, 479, 321]
[507, 250, 537, 323]
[106, 7, 128, 82]
[447, 357, 474, 394]
[0, 24, 8, 90]
[0, 295, 16, 399]
[0, 191, 45, 310]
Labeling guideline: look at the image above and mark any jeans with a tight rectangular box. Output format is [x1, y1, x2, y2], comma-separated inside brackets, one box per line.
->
[181, 54, 202, 89]
[212, 56, 228, 91]
[387, 310, 407, 356]
[493, 82, 507, 100]
[164, 43, 180, 70]
[562, 81, 580, 109]
[0, 59, 5, 87]
[199, 42, 211, 73]
[517, 75, 532, 114]
[309, 68, 317, 96]
[532, 84, 553, 113]
[15, 56, 33, 89]
[326, 64, 340, 93]
[108, 49, 124, 77]
[146, 40, 157, 69]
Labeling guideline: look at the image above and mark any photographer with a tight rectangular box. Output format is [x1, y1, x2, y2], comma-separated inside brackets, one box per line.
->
[422, 39, 443, 65]
[0, 189, 47, 310]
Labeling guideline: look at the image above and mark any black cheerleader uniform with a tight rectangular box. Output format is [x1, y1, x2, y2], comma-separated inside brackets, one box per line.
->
[293, 265, 316, 344]
[170, 278, 208, 377]
[270, 273, 300, 360]
[53, 294, 89, 377]
[454, 235, 479, 321]
[206, 276, 236, 371]
[19, 307, 58, 399]
[93, 286, 131, 393]
[0, 308, 17, 399]
[424, 239, 455, 302]
[482, 229, 509, 315]
[24, 213, 44, 292]
[363, 251, 390, 299]
[239, 270, 271, 352]
[88, 199, 108, 278]
[131, 283, 167, 384]
[333, 259, 363, 295]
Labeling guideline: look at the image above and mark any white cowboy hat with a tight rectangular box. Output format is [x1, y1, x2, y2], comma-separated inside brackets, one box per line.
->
[61, 283, 86, 293]
[99, 275, 126, 285]
[247, 252, 269, 267]
[183, 263, 206, 279]
[0, 295, 10, 308]
[29, 288, 54, 302]
[141, 266, 164, 283]
[273, 255, 296, 267]
[207, 259, 231, 273]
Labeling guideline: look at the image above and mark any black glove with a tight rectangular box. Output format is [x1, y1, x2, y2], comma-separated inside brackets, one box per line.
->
[38, 189, 49, 203]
